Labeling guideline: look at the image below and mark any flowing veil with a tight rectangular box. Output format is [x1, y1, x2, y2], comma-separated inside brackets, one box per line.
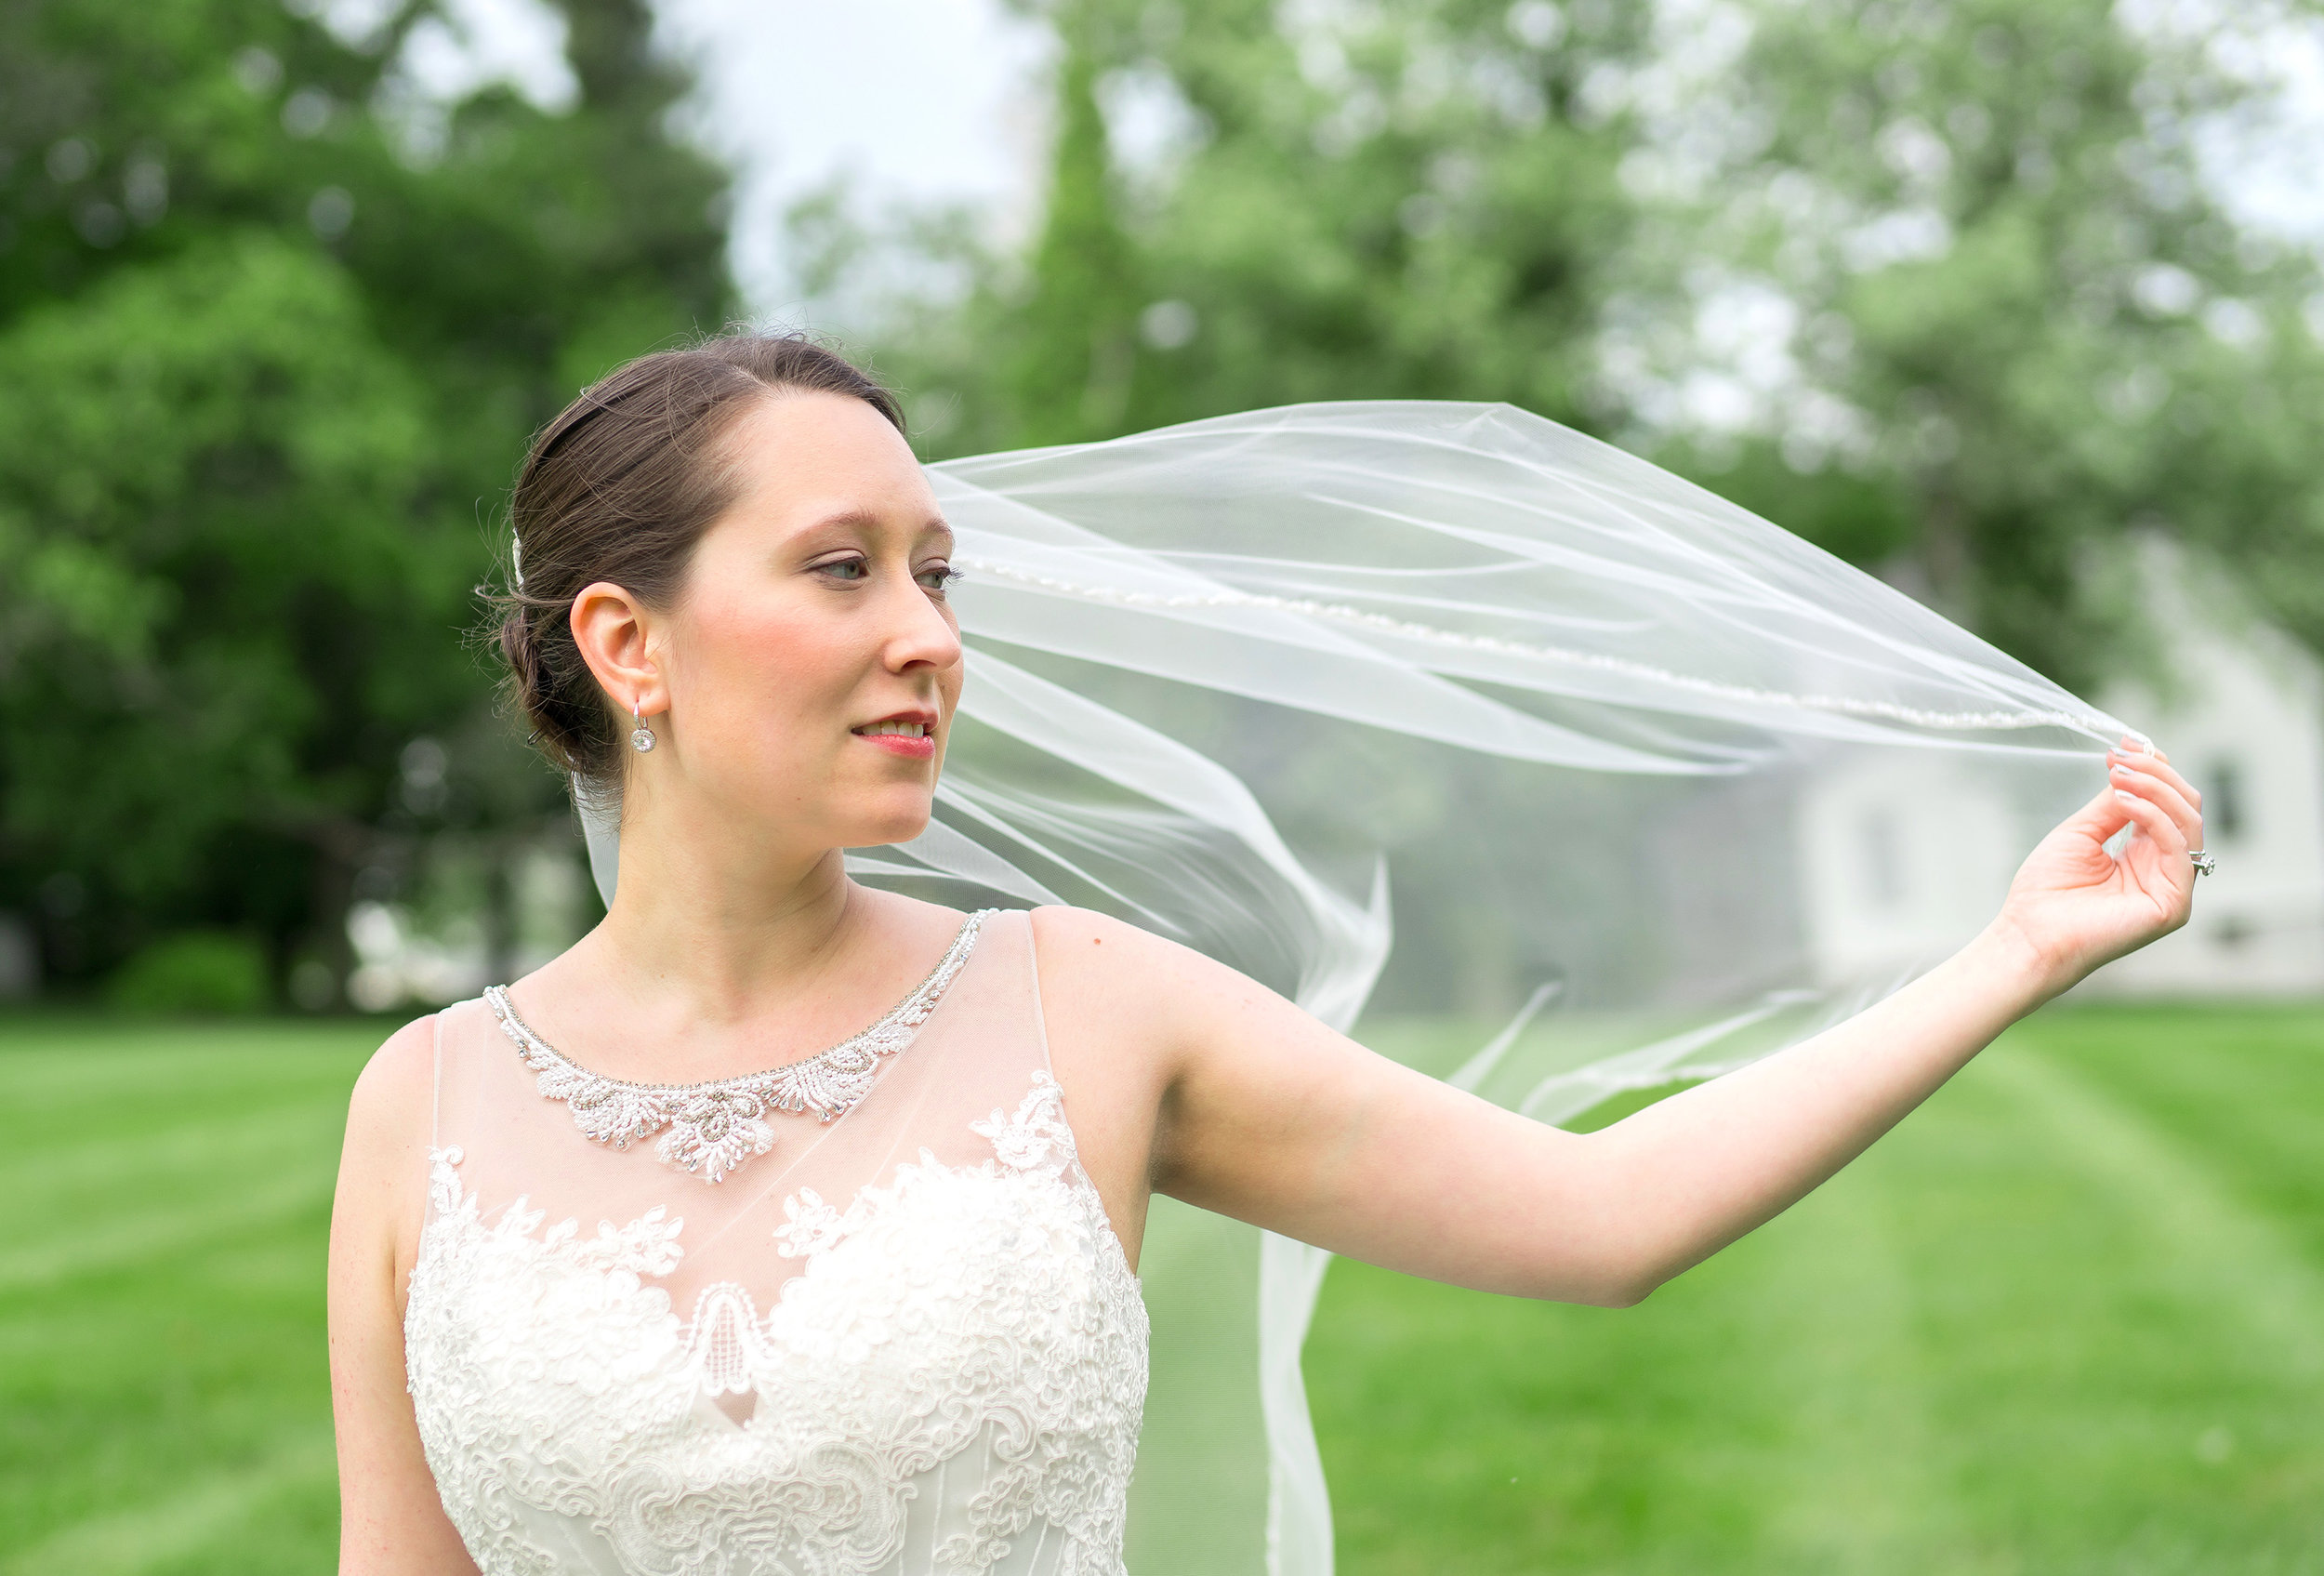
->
[576, 401, 2127, 1574]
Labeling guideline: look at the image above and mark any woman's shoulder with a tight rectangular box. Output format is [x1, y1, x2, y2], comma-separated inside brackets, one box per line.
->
[1027, 905, 1280, 1021]
[1028, 903, 1178, 974]
[343, 1012, 441, 1157]
[1023, 907, 1315, 1151]
[334, 1013, 443, 1286]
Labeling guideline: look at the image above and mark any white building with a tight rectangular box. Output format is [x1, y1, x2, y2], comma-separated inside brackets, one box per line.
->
[2082, 541, 2324, 996]
[1794, 538, 2324, 999]
[1796, 750, 2027, 990]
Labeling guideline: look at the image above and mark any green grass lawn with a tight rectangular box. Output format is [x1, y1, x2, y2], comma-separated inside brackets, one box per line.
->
[1312, 1005, 2324, 1575]
[2, 1005, 2319, 1573]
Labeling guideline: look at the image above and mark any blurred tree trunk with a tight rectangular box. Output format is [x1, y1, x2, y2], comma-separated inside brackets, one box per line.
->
[1008, 0, 1142, 445]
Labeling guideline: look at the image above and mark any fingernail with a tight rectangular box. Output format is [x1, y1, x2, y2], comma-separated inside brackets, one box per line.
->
[2114, 788, 2139, 805]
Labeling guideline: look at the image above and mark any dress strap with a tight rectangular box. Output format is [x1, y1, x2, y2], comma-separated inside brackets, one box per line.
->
[1021, 908, 1056, 1080]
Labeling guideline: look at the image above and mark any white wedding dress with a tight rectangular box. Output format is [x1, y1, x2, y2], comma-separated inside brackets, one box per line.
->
[403, 908, 1151, 1576]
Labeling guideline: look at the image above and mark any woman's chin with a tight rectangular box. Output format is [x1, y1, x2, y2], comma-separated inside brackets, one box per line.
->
[840, 797, 936, 851]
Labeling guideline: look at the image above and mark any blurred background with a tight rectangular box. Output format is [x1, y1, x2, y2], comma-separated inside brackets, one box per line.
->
[9, 0, 2324, 1570]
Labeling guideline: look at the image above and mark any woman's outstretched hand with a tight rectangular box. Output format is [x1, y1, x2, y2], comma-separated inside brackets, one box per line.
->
[1986, 735, 2203, 999]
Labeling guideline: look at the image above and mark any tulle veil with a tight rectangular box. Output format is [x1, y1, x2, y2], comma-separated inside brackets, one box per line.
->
[575, 401, 2123, 1574]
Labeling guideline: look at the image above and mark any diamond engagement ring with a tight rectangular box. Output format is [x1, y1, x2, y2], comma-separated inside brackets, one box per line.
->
[2189, 850, 2217, 877]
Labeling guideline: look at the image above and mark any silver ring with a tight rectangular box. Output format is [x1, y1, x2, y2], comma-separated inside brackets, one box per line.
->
[2189, 849, 2217, 877]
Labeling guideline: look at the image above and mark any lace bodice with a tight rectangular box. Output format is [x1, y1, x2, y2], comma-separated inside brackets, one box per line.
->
[403, 910, 1150, 1576]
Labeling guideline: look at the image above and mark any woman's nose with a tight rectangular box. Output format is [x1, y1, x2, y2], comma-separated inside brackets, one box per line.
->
[884, 579, 962, 671]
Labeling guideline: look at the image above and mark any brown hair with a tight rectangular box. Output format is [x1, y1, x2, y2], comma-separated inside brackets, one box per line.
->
[492, 332, 906, 786]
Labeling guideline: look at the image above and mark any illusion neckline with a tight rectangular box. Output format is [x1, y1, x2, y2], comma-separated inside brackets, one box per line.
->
[481, 908, 995, 1182]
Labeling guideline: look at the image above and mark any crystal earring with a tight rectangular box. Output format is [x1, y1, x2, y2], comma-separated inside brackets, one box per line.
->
[630, 704, 656, 753]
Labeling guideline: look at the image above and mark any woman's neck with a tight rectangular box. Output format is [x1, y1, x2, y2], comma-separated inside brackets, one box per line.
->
[522, 775, 964, 1083]
[563, 763, 878, 1028]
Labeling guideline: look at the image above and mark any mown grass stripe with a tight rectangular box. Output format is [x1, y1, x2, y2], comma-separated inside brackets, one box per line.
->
[1, 1425, 336, 1576]
[1752, 1171, 1957, 1568]
[0, 1169, 336, 1295]
[0, 1106, 340, 1220]
[1987, 1046, 2324, 1385]
[1309, 1008, 2324, 1575]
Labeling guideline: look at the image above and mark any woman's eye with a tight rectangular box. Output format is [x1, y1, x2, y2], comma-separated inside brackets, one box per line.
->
[816, 558, 869, 582]
[917, 565, 960, 593]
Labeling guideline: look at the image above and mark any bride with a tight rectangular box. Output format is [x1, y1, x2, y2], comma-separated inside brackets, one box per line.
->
[328, 334, 2204, 1575]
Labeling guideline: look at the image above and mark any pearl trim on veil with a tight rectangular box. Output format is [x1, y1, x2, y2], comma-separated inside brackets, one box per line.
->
[957, 559, 2112, 737]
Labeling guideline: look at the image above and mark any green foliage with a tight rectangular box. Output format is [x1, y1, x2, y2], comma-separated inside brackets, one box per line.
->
[1110, 0, 1645, 428]
[1661, 435, 1921, 565]
[1005, 2, 1146, 444]
[0, 233, 438, 894]
[3, 0, 733, 993]
[105, 928, 271, 1013]
[837, 0, 2324, 698]
[851, 0, 1653, 456]
[1655, 0, 2324, 686]
[11, 0, 2323, 1002]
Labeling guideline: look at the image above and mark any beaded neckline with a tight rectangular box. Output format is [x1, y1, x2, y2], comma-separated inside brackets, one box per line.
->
[483, 909, 992, 1184]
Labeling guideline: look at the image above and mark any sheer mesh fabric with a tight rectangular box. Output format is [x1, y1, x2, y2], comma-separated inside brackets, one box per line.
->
[403, 909, 1150, 1576]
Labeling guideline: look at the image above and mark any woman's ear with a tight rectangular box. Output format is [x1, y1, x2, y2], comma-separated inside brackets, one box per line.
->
[571, 581, 665, 717]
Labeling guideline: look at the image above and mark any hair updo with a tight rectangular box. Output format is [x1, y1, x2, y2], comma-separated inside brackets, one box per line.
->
[491, 333, 907, 788]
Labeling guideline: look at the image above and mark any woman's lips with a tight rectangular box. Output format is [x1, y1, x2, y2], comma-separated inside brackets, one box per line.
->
[852, 721, 936, 760]
[858, 732, 934, 760]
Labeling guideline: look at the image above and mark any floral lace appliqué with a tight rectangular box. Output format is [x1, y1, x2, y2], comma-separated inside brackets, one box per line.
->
[405, 1084, 1149, 1576]
[771, 1071, 1081, 1266]
[772, 1186, 848, 1261]
[424, 1146, 688, 1280]
[971, 1070, 1078, 1176]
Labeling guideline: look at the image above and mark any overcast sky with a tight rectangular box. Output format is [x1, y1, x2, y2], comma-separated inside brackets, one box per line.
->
[655, 0, 1052, 312]
[404, 0, 1049, 310]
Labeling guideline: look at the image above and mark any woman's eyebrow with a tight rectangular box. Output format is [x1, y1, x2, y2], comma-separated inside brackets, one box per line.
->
[796, 510, 884, 538]
[795, 512, 955, 548]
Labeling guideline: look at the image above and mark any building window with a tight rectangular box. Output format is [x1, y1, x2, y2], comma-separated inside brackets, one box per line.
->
[1861, 810, 1903, 909]
[2205, 758, 2247, 842]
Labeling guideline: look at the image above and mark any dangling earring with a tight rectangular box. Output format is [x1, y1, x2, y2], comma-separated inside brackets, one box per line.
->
[631, 703, 657, 754]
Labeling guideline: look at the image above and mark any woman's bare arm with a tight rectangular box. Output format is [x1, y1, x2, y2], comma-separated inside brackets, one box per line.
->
[1061, 743, 2200, 1306]
[327, 1017, 478, 1574]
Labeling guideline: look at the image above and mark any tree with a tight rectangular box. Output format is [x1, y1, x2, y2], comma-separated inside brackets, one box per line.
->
[1614, 0, 2324, 688]
[3, 0, 733, 999]
[824, 0, 1656, 457]
[1003, 0, 1147, 444]
[1111, 0, 1649, 431]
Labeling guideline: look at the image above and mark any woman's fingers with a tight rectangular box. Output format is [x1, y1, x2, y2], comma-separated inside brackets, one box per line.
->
[2110, 772, 2193, 863]
[2110, 746, 2202, 826]
[2108, 756, 2203, 851]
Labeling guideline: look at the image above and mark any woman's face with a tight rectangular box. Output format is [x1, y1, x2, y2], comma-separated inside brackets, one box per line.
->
[640, 391, 963, 854]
